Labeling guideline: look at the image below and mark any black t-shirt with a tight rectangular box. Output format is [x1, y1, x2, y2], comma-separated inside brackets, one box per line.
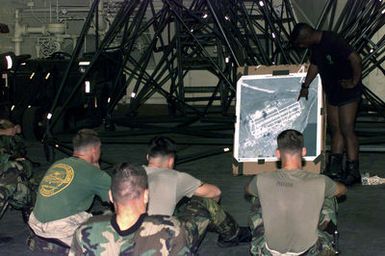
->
[310, 31, 361, 104]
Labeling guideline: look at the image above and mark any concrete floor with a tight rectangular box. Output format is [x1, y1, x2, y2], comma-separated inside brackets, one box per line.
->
[1, 132, 385, 255]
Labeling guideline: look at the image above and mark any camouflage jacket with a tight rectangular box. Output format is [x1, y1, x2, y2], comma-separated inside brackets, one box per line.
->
[0, 134, 26, 158]
[0, 134, 33, 210]
[0, 119, 26, 160]
[69, 214, 192, 256]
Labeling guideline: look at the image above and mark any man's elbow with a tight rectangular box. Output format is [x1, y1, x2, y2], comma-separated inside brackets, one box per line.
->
[194, 183, 221, 200]
[212, 186, 221, 198]
[244, 184, 251, 195]
[205, 184, 222, 201]
[335, 182, 348, 197]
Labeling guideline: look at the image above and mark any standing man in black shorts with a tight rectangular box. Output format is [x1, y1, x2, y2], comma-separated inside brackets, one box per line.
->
[291, 23, 361, 186]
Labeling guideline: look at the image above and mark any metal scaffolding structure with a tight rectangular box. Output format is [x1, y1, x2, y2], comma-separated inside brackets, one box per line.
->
[37, 0, 385, 149]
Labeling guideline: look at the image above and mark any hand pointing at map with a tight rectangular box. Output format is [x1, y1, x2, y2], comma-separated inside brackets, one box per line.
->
[297, 87, 308, 101]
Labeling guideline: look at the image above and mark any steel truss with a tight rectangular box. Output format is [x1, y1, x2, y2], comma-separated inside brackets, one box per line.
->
[43, 0, 385, 147]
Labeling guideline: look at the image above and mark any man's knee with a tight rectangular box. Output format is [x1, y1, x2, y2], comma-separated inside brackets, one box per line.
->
[339, 116, 356, 137]
[179, 197, 239, 239]
[328, 124, 342, 137]
[183, 196, 226, 222]
[176, 197, 211, 233]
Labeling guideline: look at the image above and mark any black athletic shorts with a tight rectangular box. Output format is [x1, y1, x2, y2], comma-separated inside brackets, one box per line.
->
[324, 82, 362, 106]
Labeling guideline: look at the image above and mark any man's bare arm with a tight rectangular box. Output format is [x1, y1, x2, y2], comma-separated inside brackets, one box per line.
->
[0, 127, 18, 136]
[340, 52, 362, 88]
[194, 183, 221, 202]
[348, 52, 362, 86]
[298, 64, 319, 101]
[244, 180, 253, 195]
[303, 63, 319, 88]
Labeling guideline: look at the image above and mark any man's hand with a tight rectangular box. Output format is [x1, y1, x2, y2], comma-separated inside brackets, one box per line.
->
[340, 79, 356, 89]
[0, 126, 20, 136]
[13, 124, 21, 134]
[297, 88, 309, 101]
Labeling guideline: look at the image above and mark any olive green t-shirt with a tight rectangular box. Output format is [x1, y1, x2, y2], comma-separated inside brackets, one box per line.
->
[33, 157, 111, 223]
[248, 169, 337, 253]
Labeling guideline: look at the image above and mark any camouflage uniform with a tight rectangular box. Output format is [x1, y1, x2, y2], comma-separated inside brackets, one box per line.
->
[69, 214, 192, 256]
[0, 121, 34, 216]
[249, 197, 337, 256]
[175, 196, 239, 251]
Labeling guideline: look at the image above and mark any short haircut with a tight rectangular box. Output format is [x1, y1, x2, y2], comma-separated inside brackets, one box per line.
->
[0, 119, 14, 129]
[72, 129, 100, 152]
[147, 136, 176, 159]
[111, 162, 148, 204]
[277, 129, 304, 154]
[290, 23, 314, 44]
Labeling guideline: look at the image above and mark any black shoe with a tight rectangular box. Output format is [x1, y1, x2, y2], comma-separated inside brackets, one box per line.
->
[344, 174, 361, 186]
[343, 160, 361, 186]
[324, 154, 344, 180]
[217, 226, 252, 248]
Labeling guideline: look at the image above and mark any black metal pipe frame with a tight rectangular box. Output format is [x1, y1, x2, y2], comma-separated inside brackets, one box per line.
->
[206, 0, 240, 67]
[47, 0, 100, 132]
[106, 2, 152, 111]
[165, 0, 235, 92]
[42, 0, 385, 142]
[237, 3, 269, 64]
[46, 0, 141, 131]
[122, 2, 231, 116]
[110, 21, 176, 114]
[257, 0, 290, 64]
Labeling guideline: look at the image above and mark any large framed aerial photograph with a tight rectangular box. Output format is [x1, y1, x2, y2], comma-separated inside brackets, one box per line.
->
[234, 72, 323, 164]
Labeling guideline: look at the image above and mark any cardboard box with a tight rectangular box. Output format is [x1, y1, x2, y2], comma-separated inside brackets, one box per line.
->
[232, 154, 325, 175]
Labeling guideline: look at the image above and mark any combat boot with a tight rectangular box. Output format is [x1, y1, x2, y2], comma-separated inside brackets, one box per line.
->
[325, 153, 344, 181]
[217, 226, 252, 248]
[217, 213, 251, 248]
[343, 160, 361, 186]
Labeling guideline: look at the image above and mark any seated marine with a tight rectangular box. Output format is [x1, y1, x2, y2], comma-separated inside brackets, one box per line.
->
[246, 129, 347, 256]
[28, 129, 111, 248]
[70, 162, 191, 255]
[0, 119, 34, 221]
[144, 136, 251, 252]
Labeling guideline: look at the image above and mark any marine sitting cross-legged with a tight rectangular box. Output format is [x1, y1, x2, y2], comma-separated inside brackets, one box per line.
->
[28, 129, 111, 247]
[70, 162, 191, 256]
[0, 119, 34, 219]
[246, 129, 347, 256]
[144, 136, 251, 252]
